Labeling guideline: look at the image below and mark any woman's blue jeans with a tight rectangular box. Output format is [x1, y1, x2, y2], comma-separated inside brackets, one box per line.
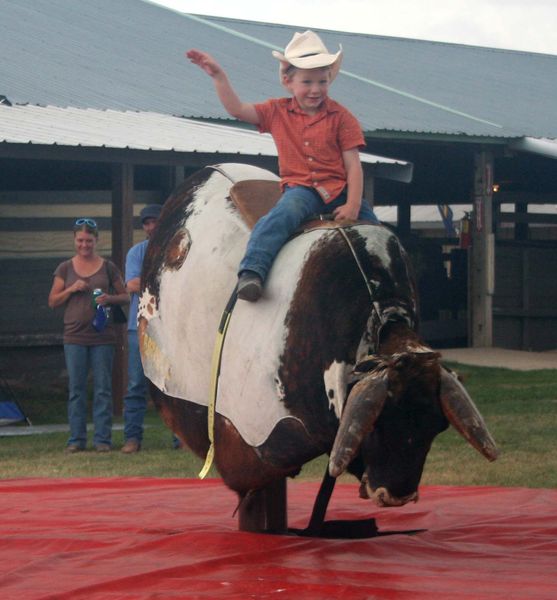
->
[122, 330, 147, 443]
[63, 343, 114, 448]
[239, 185, 379, 281]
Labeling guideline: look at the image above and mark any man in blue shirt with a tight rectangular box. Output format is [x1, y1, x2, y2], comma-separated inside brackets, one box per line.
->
[121, 204, 161, 453]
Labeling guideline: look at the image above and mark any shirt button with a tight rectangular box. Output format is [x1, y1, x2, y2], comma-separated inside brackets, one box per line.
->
[304, 141, 310, 146]
[308, 157, 313, 162]
[313, 181, 318, 186]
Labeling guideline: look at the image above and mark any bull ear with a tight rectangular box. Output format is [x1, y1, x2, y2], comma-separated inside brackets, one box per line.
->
[439, 369, 499, 462]
[329, 371, 388, 478]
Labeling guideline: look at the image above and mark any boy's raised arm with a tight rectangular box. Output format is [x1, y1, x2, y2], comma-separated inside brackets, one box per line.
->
[186, 49, 259, 125]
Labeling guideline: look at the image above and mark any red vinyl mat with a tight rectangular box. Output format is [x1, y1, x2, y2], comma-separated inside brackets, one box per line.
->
[0, 478, 556, 599]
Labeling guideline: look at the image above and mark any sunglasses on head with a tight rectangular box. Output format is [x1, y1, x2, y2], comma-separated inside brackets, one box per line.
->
[74, 218, 97, 228]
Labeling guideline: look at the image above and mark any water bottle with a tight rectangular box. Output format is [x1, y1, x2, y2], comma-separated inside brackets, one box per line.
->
[92, 288, 103, 308]
[91, 288, 107, 332]
[92, 305, 108, 332]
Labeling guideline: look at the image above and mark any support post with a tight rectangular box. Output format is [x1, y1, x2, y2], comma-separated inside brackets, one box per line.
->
[160, 165, 186, 200]
[111, 163, 135, 415]
[363, 173, 375, 208]
[238, 478, 287, 534]
[469, 150, 494, 347]
[515, 202, 528, 241]
[397, 195, 411, 238]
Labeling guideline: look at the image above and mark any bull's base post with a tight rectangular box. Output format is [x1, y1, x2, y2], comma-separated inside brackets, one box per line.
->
[238, 478, 287, 534]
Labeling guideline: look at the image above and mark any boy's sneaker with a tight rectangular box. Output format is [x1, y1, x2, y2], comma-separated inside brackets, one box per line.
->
[237, 271, 263, 302]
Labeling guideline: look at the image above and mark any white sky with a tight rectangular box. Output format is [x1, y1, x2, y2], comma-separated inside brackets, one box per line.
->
[148, 0, 557, 55]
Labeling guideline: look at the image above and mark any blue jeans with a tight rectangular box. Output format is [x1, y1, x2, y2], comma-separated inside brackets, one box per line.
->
[122, 330, 147, 443]
[64, 344, 115, 448]
[239, 185, 379, 281]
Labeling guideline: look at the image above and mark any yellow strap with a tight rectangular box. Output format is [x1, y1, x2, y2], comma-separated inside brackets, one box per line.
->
[198, 293, 236, 478]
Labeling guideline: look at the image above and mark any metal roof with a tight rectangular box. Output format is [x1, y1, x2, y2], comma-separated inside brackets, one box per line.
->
[0, 104, 281, 154]
[1, 0, 556, 140]
[0, 104, 412, 180]
[375, 203, 557, 228]
[509, 137, 557, 159]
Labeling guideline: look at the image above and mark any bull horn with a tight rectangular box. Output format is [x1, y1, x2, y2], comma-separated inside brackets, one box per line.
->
[329, 371, 388, 478]
[439, 368, 499, 462]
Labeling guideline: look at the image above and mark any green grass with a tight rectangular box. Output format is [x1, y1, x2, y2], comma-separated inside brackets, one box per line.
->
[2, 363, 556, 488]
[421, 364, 557, 488]
[0, 411, 214, 478]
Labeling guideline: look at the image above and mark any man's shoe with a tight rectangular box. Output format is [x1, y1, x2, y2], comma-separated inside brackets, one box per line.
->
[64, 444, 84, 454]
[95, 443, 111, 453]
[237, 271, 263, 302]
[121, 439, 141, 454]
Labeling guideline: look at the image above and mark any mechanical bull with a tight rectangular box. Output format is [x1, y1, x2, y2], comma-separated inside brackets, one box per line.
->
[138, 163, 498, 533]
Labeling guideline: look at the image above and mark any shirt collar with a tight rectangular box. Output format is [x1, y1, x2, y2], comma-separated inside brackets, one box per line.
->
[287, 96, 336, 115]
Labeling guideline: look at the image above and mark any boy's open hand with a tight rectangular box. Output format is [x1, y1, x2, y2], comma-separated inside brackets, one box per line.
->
[186, 49, 222, 77]
[185, 48, 258, 124]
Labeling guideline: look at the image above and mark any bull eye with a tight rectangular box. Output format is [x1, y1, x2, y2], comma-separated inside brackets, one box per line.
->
[328, 389, 335, 399]
[407, 437, 413, 445]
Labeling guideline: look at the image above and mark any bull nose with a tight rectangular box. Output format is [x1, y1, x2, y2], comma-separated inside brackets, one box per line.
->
[369, 486, 419, 507]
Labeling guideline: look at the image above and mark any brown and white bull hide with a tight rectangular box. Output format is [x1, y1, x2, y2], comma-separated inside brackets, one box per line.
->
[139, 163, 498, 509]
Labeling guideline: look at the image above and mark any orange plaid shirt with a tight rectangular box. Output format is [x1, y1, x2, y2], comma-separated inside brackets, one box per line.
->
[254, 97, 365, 203]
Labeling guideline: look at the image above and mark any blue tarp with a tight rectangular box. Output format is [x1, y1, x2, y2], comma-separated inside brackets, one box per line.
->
[0, 400, 26, 425]
[0, 382, 29, 425]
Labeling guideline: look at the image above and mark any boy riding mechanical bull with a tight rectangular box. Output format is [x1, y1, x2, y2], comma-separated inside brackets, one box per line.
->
[187, 30, 379, 302]
[136, 32, 498, 534]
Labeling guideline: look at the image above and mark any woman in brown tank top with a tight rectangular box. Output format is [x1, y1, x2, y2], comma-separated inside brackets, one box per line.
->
[48, 219, 128, 453]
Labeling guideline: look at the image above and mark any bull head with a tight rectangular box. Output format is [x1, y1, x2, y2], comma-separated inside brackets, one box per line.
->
[329, 353, 498, 506]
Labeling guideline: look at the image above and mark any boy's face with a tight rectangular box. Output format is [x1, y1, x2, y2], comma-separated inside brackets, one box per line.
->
[283, 67, 331, 115]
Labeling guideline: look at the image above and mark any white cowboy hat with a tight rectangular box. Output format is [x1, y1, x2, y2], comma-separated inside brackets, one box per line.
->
[272, 30, 343, 81]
